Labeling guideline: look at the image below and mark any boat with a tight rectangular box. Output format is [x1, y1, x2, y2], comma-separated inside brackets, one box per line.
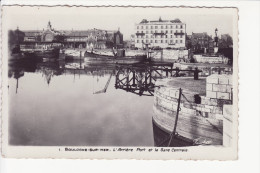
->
[20, 44, 60, 59]
[22, 48, 60, 59]
[84, 50, 148, 64]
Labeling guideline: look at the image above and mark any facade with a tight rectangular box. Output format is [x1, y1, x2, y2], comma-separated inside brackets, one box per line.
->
[21, 21, 123, 49]
[190, 32, 212, 53]
[23, 21, 63, 43]
[134, 17, 186, 49]
[130, 34, 135, 48]
[63, 29, 123, 49]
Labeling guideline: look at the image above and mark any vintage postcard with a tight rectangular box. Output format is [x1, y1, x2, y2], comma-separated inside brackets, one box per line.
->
[1, 6, 238, 160]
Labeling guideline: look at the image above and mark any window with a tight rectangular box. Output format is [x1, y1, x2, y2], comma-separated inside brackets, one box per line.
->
[166, 30, 168, 34]
[161, 40, 163, 43]
[146, 26, 148, 29]
[151, 26, 153, 29]
[151, 40, 153, 43]
[146, 31, 148, 34]
[180, 35, 182, 38]
[176, 40, 178, 43]
[155, 40, 157, 43]
[170, 30, 173, 34]
[161, 35, 163, 38]
[137, 26, 139, 29]
[146, 35, 148, 38]
[155, 26, 158, 29]
[146, 40, 148, 43]
[155, 30, 158, 33]
[161, 30, 163, 33]
[161, 26, 163, 29]
[165, 40, 168, 43]
[137, 31, 139, 33]
[170, 40, 173, 43]
[180, 40, 182, 43]
[141, 26, 143, 29]
[137, 40, 139, 43]
[166, 35, 168, 38]
[171, 35, 173, 38]
[151, 31, 153, 34]
[180, 25, 183, 29]
[171, 25, 173, 29]
[166, 25, 168, 29]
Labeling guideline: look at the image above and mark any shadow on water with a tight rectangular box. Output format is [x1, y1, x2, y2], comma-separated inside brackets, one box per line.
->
[8, 56, 191, 147]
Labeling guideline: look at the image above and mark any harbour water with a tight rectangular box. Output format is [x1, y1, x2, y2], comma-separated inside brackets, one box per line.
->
[8, 57, 160, 146]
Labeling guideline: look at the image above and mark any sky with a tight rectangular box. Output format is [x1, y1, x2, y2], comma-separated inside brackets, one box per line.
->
[3, 6, 236, 39]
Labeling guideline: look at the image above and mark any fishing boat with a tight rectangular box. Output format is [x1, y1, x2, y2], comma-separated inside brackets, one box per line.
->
[84, 49, 148, 64]
[20, 44, 60, 59]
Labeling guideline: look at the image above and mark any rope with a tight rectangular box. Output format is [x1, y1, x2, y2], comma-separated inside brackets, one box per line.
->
[181, 93, 193, 105]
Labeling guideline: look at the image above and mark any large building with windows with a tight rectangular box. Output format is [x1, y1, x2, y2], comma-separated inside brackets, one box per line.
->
[20, 21, 124, 49]
[134, 17, 186, 49]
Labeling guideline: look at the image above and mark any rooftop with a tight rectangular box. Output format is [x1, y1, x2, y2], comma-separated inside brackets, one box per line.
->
[139, 17, 183, 24]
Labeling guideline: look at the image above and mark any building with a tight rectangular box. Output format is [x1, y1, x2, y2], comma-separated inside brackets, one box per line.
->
[63, 29, 123, 49]
[190, 32, 212, 53]
[20, 21, 123, 49]
[218, 34, 233, 48]
[134, 17, 186, 49]
[23, 21, 63, 43]
[130, 34, 135, 48]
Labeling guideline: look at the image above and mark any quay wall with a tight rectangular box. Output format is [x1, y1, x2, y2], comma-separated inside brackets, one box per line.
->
[206, 74, 233, 100]
[223, 105, 233, 147]
[153, 74, 233, 145]
[63, 48, 188, 61]
[193, 54, 229, 64]
[152, 49, 188, 60]
[174, 63, 233, 77]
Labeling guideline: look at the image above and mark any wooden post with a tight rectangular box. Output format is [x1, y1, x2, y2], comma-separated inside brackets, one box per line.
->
[168, 88, 182, 147]
[132, 71, 136, 86]
[176, 67, 180, 77]
[126, 69, 129, 90]
[194, 67, 199, 80]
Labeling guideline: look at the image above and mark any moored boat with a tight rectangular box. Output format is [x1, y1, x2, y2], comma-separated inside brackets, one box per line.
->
[84, 50, 147, 64]
[20, 44, 60, 59]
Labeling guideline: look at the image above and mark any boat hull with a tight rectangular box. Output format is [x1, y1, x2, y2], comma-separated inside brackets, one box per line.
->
[84, 51, 147, 63]
[22, 48, 60, 59]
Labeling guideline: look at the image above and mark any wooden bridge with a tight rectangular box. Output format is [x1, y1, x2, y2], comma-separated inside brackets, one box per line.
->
[114, 62, 202, 96]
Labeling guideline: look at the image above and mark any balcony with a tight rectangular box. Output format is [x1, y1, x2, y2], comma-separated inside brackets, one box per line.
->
[136, 33, 145, 36]
[174, 32, 185, 36]
[153, 32, 166, 36]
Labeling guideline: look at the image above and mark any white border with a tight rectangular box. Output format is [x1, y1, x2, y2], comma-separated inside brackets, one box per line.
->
[0, 0, 260, 173]
[1, 6, 238, 160]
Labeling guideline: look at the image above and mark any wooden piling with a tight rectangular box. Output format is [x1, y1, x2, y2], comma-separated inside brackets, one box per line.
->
[168, 88, 182, 147]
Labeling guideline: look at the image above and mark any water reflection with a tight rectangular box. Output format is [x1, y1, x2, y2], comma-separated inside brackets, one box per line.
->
[8, 57, 188, 147]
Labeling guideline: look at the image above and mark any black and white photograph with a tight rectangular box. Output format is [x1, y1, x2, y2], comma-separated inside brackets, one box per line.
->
[1, 6, 238, 159]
